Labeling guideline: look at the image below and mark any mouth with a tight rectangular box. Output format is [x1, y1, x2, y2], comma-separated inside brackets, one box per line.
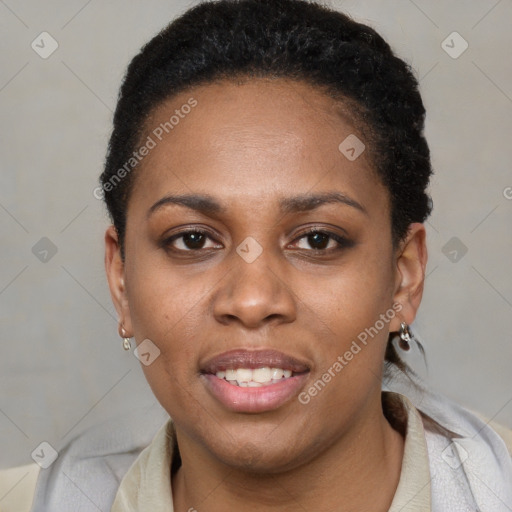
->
[200, 349, 310, 413]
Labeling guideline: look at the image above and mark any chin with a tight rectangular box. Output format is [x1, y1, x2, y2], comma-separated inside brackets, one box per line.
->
[207, 432, 313, 475]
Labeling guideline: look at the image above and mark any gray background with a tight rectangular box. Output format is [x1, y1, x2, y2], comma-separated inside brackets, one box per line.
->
[1, 0, 511, 469]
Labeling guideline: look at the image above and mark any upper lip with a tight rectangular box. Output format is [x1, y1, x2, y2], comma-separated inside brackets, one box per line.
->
[201, 349, 310, 374]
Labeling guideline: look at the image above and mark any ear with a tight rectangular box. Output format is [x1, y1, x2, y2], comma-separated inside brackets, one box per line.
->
[389, 223, 428, 332]
[104, 225, 133, 337]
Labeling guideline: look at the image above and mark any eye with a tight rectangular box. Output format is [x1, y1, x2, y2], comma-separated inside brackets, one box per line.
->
[162, 229, 222, 252]
[290, 228, 352, 252]
[162, 227, 352, 255]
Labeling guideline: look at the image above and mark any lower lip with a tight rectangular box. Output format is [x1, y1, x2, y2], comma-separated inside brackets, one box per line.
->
[202, 373, 309, 413]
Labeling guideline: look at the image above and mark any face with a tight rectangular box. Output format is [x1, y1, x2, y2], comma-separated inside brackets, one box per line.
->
[105, 78, 426, 472]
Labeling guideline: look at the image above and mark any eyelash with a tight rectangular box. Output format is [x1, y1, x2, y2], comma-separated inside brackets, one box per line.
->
[162, 227, 352, 255]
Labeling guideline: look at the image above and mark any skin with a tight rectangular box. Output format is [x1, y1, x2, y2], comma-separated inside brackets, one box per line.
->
[105, 78, 427, 512]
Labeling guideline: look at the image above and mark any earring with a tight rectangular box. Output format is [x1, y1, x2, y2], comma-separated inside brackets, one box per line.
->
[398, 322, 412, 351]
[120, 326, 132, 351]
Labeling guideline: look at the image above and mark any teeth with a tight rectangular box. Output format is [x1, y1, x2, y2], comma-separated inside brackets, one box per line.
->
[215, 367, 294, 386]
[271, 368, 284, 379]
[225, 369, 237, 381]
[236, 368, 253, 383]
[253, 367, 272, 383]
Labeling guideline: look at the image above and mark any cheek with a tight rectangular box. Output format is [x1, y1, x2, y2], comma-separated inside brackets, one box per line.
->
[306, 246, 395, 371]
[125, 256, 210, 386]
[125, 234, 205, 337]
[129, 282, 206, 353]
[131, 278, 208, 415]
[313, 246, 394, 323]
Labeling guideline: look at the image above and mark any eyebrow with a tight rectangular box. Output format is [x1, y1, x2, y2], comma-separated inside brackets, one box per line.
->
[147, 191, 367, 218]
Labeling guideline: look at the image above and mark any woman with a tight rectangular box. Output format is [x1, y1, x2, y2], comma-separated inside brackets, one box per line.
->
[28, 0, 512, 510]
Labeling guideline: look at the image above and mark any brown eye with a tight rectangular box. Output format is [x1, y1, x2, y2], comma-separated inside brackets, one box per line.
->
[303, 232, 331, 250]
[291, 229, 353, 252]
[163, 229, 221, 252]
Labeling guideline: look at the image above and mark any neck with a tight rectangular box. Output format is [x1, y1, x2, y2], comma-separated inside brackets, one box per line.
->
[171, 394, 404, 512]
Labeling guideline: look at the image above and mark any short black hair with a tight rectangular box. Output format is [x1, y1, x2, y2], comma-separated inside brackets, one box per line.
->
[101, 0, 432, 258]
[100, 0, 433, 373]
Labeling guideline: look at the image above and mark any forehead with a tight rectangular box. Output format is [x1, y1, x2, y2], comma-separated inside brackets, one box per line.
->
[129, 78, 386, 215]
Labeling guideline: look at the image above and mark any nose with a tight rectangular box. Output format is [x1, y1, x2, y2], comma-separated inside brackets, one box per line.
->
[212, 247, 296, 329]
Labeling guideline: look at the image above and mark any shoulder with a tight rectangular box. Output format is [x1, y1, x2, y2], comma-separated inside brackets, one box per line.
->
[385, 370, 512, 511]
[27, 402, 168, 512]
[0, 463, 40, 512]
[421, 408, 512, 512]
[467, 409, 512, 457]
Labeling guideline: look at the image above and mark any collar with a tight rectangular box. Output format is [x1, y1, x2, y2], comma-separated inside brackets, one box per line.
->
[387, 391, 431, 511]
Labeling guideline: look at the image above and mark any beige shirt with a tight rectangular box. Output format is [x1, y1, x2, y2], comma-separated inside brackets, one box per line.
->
[110, 391, 431, 511]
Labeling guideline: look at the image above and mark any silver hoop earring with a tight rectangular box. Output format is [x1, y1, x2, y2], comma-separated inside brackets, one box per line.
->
[120, 327, 132, 351]
[399, 322, 412, 351]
